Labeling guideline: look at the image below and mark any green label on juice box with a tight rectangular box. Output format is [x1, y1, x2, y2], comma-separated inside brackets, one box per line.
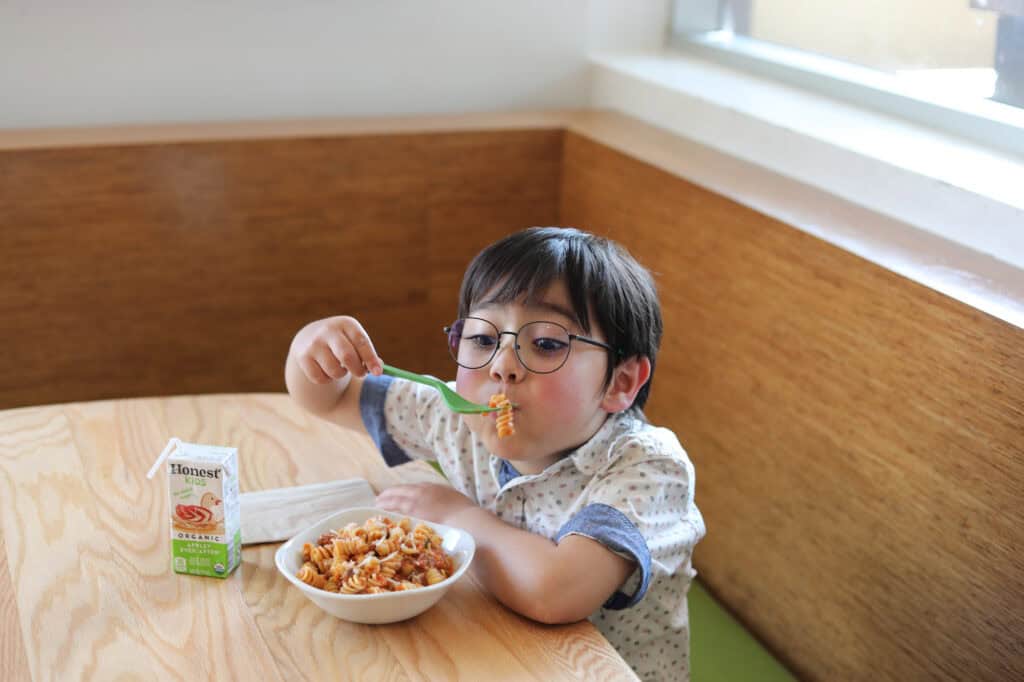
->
[172, 530, 242, 578]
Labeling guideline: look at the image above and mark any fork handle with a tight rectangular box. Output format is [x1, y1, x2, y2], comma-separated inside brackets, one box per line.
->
[380, 364, 437, 387]
[380, 364, 503, 413]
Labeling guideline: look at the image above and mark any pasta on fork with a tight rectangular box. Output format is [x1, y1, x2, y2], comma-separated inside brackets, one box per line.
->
[489, 393, 515, 438]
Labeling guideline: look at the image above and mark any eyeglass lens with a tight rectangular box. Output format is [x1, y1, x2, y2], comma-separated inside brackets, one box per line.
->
[447, 318, 573, 373]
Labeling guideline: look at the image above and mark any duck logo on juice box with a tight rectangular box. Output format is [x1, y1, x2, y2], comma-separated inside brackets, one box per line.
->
[149, 439, 240, 578]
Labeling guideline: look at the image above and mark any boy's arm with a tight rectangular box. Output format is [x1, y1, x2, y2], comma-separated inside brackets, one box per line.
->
[377, 483, 634, 624]
[449, 505, 634, 624]
[284, 349, 366, 432]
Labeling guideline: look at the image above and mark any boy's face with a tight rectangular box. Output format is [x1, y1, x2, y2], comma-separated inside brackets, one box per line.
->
[456, 280, 613, 474]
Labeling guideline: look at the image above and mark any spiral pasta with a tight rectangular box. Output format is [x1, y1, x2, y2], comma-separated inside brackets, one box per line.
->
[489, 393, 515, 438]
[297, 515, 455, 594]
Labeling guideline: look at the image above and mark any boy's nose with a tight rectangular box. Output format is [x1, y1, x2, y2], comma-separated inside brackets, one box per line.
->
[489, 339, 523, 383]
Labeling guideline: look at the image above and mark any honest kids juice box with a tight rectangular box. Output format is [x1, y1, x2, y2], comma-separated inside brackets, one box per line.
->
[167, 441, 241, 578]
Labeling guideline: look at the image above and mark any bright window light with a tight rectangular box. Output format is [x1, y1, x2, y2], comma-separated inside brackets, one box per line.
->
[672, 0, 1024, 155]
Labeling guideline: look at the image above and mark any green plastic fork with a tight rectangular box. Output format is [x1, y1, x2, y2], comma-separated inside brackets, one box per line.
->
[381, 364, 501, 414]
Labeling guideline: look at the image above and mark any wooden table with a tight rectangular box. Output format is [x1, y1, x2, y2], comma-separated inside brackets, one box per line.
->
[0, 394, 638, 681]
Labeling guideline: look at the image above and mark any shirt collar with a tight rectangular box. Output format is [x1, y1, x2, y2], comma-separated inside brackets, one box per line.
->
[497, 458, 520, 487]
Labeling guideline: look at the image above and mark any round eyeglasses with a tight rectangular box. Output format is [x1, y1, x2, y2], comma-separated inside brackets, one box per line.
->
[443, 317, 619, 374]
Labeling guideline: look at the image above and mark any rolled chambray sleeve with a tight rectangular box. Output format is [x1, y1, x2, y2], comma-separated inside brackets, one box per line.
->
[359, 375, 412, 466]
[556, 438, 704, 610]
[556, 502, 652, 609]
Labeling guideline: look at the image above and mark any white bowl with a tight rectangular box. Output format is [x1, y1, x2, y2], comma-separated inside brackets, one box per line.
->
[274, 506, 476, 624]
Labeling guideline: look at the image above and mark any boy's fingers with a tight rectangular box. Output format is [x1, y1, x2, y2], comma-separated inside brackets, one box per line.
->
[298, 355, 331, 384]
[315, 344, 347, 380]
[340, 319, 383, 376]
[331, 340, 367, 378]
[325, 335, 360, 377]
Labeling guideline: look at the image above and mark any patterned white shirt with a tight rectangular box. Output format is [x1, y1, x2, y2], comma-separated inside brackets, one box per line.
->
[360, 375, 706, 682]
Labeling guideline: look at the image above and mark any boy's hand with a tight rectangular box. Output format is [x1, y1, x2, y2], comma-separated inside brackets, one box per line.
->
[290, 315, 383, 384]
[375, 483, 476, 525]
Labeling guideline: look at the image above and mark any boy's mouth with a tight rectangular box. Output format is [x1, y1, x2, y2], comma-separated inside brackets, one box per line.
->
[488, 401, 518, 419]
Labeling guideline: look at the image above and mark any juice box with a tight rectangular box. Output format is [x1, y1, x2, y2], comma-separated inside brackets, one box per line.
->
[166, 441, 241, 578]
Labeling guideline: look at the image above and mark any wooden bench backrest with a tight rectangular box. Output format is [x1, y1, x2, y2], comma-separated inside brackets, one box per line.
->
[560, 130, 1024, 682]
[0, 129, 561, 408]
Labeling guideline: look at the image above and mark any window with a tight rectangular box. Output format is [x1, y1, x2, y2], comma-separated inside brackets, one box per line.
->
[671, 0, 1024, 155]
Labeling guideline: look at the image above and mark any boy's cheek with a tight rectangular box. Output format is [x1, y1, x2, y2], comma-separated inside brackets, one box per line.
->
[455, 367, 485, 400]
[534, 376, 599, 419]
[463, 414, 485, 436]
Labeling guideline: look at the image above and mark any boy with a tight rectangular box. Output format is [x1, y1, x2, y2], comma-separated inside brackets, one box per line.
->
[285, 227, 705, 681]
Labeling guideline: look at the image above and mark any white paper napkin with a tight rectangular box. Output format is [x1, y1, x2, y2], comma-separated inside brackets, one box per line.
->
[240, 478, 376, 545]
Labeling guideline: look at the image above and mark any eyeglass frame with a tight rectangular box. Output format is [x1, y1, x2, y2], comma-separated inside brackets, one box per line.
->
[442, 316, 622, 374]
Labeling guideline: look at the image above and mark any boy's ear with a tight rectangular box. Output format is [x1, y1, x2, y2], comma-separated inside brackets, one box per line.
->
[600, 356, 652, 414]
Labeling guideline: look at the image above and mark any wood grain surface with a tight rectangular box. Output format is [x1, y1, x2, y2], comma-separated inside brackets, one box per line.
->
[0, 529, 31, 681]
[559, 131, 1024, 682]
[0, 394, 638, 682]
[0, 129, 561, 410]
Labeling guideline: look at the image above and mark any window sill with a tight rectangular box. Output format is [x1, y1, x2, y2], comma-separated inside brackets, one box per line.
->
[586, 50, 1024, 329]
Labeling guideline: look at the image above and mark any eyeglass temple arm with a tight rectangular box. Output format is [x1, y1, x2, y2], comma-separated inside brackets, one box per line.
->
[570, 334, 622, 356]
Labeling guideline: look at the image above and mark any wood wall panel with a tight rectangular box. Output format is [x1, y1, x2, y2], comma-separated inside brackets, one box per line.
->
[0, 130, 561, 409]
[559, 131, 1024, 682]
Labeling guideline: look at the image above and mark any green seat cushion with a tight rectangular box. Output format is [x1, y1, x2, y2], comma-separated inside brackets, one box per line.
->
[690, 579, 796, 682]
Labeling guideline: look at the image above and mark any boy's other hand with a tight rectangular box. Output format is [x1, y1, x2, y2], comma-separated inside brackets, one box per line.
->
[290, 315, 383, 384]
[376, 483, 475, 525]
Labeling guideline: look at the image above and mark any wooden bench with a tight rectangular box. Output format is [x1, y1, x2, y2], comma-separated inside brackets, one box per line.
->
[2, 111, 1020, 681]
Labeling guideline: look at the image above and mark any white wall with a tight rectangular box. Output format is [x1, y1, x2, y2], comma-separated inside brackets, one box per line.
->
[0, 0, 669, 129]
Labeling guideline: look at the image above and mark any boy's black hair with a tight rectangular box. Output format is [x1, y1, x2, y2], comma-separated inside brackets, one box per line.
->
[457, 227, 662, 414]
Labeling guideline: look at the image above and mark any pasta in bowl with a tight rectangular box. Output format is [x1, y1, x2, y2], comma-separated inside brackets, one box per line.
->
[274, 507, 475, 624]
